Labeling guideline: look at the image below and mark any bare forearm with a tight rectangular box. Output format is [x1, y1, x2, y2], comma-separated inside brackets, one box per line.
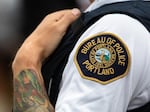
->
[12, 46, 54, 112]
[12, 8, 81, 112]
[13, 69, 54, 112]
[12, 42, 54, 111]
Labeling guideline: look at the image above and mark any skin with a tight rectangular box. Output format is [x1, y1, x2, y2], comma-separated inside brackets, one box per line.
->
[14, 69, 53, 112]
[12, 8, 81, 112]
[89, 0, 94, 3]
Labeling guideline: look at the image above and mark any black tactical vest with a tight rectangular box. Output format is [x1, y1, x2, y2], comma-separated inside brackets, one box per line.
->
[42, 1, 150, 111]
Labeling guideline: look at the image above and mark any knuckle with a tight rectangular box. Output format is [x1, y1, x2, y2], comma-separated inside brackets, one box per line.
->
[44, 14, 49, 19]
[44, 14, 52, 21]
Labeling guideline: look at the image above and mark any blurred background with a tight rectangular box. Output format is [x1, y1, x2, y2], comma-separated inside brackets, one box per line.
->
[0, 0, 90, 111]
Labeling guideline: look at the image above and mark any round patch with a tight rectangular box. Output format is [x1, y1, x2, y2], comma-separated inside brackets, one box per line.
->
[74, 32, 130, 84]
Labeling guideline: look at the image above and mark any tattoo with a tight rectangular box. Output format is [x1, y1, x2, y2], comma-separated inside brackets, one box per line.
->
[13, 69, 53, 112]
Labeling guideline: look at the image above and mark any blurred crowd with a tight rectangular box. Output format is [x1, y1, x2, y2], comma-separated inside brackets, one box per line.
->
[0, 0, 90, 111]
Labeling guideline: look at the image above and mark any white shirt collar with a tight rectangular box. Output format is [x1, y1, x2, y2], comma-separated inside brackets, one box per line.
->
[85, 0, 141, 12]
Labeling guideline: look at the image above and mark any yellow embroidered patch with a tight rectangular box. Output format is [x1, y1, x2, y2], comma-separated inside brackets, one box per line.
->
[74, 32, 131, 84]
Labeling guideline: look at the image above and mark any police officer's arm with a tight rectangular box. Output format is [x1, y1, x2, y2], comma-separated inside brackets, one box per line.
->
[12, 8, 81, 112]
[74, 14, 150, 112]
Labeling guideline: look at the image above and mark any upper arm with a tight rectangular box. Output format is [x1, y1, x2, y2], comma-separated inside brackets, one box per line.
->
[56, 14, 150, 112]
[73, 14, 150, 111]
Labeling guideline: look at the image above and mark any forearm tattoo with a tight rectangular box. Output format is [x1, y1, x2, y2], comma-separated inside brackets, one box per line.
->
[14, 69, 53, 112]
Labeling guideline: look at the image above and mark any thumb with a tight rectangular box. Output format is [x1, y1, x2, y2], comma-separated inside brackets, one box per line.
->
[58, 8, 81, 31]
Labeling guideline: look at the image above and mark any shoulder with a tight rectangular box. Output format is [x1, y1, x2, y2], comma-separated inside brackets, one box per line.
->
[90, 13, 148, 35]
[73, 13, 150, 85]
[79, 13, 150, 48]
[76, 13, 150, 51]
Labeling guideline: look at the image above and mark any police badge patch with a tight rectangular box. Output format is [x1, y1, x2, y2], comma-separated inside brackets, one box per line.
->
[74, 32, 131, 84]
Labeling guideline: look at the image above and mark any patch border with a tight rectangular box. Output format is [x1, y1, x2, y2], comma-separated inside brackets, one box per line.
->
[74, 32, 131, 85]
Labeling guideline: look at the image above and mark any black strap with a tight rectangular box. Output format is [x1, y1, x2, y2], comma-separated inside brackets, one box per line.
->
[41, 1, 150, 107]
[127, 102, 150, 112]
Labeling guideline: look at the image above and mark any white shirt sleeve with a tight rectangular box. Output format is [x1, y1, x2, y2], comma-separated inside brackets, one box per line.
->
[55, 14, 150, 112]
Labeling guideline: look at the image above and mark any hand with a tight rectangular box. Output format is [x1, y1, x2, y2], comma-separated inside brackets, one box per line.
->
[12, 8, 81, 75]
[29, 8, 81, 59]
